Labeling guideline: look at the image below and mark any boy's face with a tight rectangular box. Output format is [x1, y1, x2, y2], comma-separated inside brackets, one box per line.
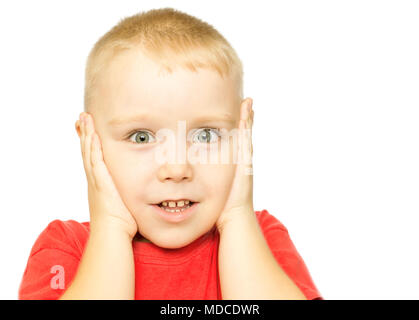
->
[89, 48, 242, 248]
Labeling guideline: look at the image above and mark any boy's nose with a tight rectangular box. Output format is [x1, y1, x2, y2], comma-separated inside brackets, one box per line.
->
[157, 163, 193, 183]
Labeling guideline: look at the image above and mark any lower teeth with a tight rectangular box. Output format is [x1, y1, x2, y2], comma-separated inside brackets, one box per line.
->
[160, 204, 192, 213]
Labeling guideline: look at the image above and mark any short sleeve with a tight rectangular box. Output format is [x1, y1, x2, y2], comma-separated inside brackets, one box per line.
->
[256, 210, 323, 300]
[18, 219, 89, 300]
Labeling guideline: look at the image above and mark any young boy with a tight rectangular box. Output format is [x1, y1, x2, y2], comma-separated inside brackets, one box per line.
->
[18, 7, 322, 300]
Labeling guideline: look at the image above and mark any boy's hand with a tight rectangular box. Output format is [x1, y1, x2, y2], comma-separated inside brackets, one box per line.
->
[76, 113, 138, 239]
[216, 98, 254, 232]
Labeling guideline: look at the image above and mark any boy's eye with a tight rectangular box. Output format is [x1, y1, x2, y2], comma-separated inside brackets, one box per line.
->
[128, 130, 157, 144]
[192, 128, 221, 144]
[126, 128, 221, 145]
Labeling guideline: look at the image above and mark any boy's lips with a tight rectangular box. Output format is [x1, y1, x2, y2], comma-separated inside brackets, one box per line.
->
[150, 201, 199, 223]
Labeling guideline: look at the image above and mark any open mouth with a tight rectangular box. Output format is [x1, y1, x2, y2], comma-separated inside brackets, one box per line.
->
[156, 200, 197, 213]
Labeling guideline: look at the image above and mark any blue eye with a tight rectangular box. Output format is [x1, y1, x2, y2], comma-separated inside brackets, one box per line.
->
[128, 130, 157, 144]
[192, 128, 221, 144]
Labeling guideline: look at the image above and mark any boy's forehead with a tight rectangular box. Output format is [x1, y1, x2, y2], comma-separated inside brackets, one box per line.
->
[97, 49, 240, 124]
[107, 106, 236, 128]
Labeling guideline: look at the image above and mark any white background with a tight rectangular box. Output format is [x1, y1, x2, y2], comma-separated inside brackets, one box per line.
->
[0, 0, 418, 300]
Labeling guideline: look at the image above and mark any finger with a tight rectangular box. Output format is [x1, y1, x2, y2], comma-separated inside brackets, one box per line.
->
[91, 132, 108, 190]
[90, 133, 100, 189]
[88, 116, 111, 192]
[239, 119, 252, 163]
[240, 99, 250, 121]
[88, 117, 99, 169]
[86, 115, 101, 169]
[247, 103, 254, 156]
[248, 110, 253, 127]
[243, 104, 253, 174]
[81, 113, 94, 183]
[247, 109, 253, 157]
[244, 121, 253, 168]
[246, 99, 253, 128]
[91, 133, 100, 168]
[237, 118, 253, 176]
[79, 114, 88, 173]
[237, 99, 252, 159]
[233, 102, 245, 165]
[84, 113, 93, 170]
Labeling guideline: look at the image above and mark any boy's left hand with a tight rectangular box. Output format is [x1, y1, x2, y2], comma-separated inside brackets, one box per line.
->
[216, 98, 254, 232]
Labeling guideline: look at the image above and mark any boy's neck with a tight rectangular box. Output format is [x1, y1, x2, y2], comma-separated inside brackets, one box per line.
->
[133, 232, 151, 243]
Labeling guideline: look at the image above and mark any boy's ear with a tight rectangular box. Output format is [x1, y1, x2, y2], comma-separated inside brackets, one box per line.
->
[75, 120, 81, 138]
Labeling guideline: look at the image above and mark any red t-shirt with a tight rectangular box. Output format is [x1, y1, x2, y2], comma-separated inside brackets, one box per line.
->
[18, 209, 323, 300]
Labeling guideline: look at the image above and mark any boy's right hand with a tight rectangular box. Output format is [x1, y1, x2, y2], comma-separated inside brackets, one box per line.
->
[76, 112, 138, 240]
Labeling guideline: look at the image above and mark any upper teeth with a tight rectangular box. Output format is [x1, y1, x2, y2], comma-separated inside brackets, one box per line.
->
[162, 200, 190, 207]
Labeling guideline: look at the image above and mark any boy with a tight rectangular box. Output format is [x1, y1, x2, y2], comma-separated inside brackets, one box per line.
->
[18, 7, 322, 300]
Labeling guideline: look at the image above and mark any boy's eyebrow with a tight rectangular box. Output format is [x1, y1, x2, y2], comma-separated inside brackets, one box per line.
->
[108, 113, 151, 126]
[191, 114, 236, 125]
[108, 113, 236, 126]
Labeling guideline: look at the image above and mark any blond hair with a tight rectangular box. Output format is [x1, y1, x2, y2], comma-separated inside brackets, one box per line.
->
[84, 7, 244, 112]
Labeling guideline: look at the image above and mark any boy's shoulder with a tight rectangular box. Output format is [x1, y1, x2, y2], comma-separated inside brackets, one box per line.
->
[28, 219, 90, 259]
[255, 209, 323, 300]
[255, 209, 289, 233]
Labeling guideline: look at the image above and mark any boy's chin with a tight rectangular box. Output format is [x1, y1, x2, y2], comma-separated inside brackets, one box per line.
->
[150, 234, 195, 249]
[142, 228, 208, 249]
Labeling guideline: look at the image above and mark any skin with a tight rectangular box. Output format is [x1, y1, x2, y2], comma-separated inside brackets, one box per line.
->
[75, 47, 253, 249]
